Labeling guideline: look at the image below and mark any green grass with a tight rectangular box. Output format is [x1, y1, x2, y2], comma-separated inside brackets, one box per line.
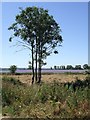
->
[2, 76, 90, 118]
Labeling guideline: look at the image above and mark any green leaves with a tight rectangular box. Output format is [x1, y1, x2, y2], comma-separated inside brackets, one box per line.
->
[9, 65, 17, 74]
[54, 50, 58, 54]
[8, 6, 63, 83]
[9, 37, 12, 42]
[8, 6, 63, 49]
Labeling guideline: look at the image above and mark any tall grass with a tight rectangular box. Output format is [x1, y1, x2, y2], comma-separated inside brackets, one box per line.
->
[2, 76, 90, 118]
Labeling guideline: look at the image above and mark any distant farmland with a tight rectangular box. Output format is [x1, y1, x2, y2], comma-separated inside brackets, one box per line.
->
[0, 69, 87, 74]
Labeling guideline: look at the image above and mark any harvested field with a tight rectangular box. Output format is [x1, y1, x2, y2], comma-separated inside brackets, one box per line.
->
[1, 73, 87, 85]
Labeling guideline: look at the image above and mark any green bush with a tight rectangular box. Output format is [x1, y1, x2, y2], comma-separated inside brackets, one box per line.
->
[9, 65, 17, 74]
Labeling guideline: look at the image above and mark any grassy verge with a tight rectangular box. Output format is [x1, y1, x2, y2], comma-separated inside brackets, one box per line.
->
[2, 76, 90, 118]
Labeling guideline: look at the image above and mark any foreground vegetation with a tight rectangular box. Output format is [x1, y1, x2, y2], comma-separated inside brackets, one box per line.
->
[2, 76, 90, 118]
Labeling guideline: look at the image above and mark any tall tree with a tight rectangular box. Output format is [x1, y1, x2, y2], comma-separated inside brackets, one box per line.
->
[8, 7, 63, 84]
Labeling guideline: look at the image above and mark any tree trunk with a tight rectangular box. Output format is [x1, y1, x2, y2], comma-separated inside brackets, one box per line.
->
[38, 39, 41, 83]
[38, 41, 42, 83]
[32, 43, 34, 84]
[38, 60, 41, 83]
[39, 45, 42, 83]
[35, 37, 38, 82]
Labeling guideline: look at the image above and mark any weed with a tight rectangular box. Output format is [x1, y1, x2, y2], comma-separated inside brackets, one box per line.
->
[2, 76, 90, 118]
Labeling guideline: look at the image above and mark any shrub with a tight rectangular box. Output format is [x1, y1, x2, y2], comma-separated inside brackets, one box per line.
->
[9, 65, 17, 74]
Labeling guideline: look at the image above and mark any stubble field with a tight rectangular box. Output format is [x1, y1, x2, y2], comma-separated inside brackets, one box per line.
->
[1, 73, 87, 85]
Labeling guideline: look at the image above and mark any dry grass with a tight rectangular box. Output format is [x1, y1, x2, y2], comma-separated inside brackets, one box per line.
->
[1, 73, 87, 85]
[2, 74, 90, 118]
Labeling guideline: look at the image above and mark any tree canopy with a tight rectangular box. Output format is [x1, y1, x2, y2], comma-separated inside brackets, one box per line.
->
[8, 7, 63, 84]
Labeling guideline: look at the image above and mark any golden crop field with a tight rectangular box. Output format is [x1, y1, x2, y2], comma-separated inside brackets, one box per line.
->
[1, 73, 87, 85]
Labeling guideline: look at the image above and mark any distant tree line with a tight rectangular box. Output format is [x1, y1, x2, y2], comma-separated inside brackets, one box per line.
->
[53, 64, 90, 70]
